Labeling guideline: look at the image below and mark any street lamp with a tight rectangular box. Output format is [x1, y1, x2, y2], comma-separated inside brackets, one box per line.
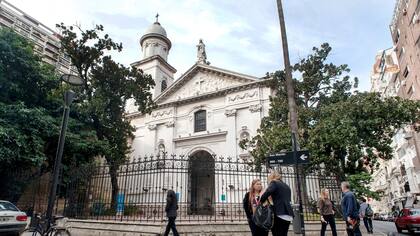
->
[45, 74, 83, 226]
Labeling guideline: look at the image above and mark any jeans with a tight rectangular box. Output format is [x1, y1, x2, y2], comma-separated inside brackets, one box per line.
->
[320, 214, 337, 236]
[345, 218, 362, 236]
[363, 217, 373, 233]
[163, 216, 179, 236]
[272, 216, 290, 236]
[247, 218, 269, 236]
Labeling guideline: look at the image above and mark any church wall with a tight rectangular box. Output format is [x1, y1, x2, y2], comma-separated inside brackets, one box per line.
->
[128, 85, 272, 162]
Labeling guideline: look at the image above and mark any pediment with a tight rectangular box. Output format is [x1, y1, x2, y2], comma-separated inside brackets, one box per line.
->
[155, 63, 259, 104]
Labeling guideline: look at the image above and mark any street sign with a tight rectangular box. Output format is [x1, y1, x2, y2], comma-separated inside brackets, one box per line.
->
[267, 150, 310, 166]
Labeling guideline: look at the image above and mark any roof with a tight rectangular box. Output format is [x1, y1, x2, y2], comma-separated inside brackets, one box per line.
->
[153, 63, 260, 104]
[140, 22, 171, 50]
[131, 55, 177, 73]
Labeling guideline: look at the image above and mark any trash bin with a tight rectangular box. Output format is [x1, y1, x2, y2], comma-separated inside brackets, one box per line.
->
[292, 204, 302, 234]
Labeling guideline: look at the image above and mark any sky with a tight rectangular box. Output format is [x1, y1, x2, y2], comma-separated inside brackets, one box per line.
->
[8, 0, 396, 91]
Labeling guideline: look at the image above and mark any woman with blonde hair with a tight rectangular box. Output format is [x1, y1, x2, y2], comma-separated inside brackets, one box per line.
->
[318, 188, 337, 236]
[243, 179, 268, 236]
[260, 171, 294, 236]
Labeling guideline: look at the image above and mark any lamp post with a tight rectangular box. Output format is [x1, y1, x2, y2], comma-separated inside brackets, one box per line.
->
[45, 74, 83, 226]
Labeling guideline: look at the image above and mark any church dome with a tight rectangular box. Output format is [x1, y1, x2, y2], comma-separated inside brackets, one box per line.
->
[140, 21, 171, 50]
[144, 22, 167, 37]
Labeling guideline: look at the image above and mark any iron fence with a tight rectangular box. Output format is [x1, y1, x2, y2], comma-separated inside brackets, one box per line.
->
[62, 153, 343, 222]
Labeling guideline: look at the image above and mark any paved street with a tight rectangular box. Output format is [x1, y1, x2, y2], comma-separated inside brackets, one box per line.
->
[369, 220, 420, 235]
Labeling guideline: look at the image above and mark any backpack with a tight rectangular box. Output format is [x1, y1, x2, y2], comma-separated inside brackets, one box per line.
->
[365, 204, 373, 217]
[252, 204, 273, 231]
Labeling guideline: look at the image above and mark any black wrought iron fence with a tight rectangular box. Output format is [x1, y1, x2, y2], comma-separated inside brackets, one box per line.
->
[62, 153, 342, 222]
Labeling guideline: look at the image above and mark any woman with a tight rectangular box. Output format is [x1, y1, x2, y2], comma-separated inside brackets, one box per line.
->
[260, 171, 294, 236]
[318, 188, 337, 236]
[164, 190, 179, 236]
[243, 179, 268, 236]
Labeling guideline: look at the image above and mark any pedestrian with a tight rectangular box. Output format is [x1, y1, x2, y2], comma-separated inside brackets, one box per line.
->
[318, 188, 338, 236]
[359, 198, 373, 234]
[243, 179, 269, 236]
[260, 171, 294, 236]
[163, 190, 179, 236]
[341, 181, 362, 236]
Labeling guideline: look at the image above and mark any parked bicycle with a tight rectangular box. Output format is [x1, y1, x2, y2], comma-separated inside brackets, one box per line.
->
[21, 213, 71, 236]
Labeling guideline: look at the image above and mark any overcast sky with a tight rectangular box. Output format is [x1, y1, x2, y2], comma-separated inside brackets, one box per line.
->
[9, 0, 396, 91]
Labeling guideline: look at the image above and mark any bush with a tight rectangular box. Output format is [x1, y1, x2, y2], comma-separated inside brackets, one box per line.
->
[90, 201, 106, 216]
[124, 205, 140, 216]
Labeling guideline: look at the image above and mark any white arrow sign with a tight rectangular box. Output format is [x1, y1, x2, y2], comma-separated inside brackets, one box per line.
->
[299, 154, 308, 161]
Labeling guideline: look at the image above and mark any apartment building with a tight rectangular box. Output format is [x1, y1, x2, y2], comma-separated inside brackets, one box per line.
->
[0, 0, 75, 74]
[371, 0, 420, 211]
[390, 0, 420, 100]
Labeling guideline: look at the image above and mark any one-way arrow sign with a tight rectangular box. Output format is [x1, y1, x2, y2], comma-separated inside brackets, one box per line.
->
[267, 150, 310, 166]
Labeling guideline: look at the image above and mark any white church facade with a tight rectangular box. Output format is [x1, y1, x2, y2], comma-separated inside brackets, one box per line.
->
[126, 18, 274, 162]
[61, 19, 342, 220]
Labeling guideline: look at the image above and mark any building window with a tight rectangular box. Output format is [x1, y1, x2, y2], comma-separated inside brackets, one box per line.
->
[403, 66, 410, 78]
[194, 110, 206, 132]
[408, 85, 414, 96]
[399, 47, 405, 58]
[411, 13, 418, 25]
[161, 80, 167, 92]
[395, 29, 400, 43]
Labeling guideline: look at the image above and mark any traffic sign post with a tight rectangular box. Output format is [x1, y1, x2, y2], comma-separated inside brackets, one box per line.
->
[292, 133, 306, 235]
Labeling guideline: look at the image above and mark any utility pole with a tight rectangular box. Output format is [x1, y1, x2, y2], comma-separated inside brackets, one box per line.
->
[276, 0, 305, 235]
[276, 0, 298, 134]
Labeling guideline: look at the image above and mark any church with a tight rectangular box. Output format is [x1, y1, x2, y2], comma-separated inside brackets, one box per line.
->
[126, 17, 274, 162]
[66, 18, 338, 221]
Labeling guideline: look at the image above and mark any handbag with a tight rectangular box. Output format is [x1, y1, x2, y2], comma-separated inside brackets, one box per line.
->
[252, 204, 273, 231]
[346, 218, 360, 232]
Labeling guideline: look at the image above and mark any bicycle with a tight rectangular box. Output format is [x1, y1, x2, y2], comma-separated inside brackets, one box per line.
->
[21, 213, 71, 236]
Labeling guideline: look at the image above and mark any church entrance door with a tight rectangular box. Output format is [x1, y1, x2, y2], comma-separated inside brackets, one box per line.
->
[188, 150, 215, 215]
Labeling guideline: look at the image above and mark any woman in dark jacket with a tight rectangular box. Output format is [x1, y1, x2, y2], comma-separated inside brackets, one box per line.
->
[164, 190, 179, 236]
[260, 171, 294, 236]
[243, 179, 268, 236]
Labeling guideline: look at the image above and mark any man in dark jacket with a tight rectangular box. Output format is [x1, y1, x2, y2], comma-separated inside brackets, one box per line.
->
[164, 190, 179, 236]
[260, 171, 294, 236]
[341, 181, 362, 236]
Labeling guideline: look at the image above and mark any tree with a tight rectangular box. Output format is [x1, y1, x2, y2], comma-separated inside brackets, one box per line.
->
[57, 24, 155, 208]
[241, 43, 420, 197]
[0, 29, 104, 202]
[347, 173, 381, 200]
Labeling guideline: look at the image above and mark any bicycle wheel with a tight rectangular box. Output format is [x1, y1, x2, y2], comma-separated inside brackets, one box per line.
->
[20, 228, 42, 236]
[52, 229, 71, 236]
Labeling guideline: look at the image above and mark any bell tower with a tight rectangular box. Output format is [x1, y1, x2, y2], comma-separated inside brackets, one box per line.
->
[132, 14, 176, 99]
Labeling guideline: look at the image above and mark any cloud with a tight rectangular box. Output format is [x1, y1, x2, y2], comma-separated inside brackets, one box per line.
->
[7, 0, 396, 91]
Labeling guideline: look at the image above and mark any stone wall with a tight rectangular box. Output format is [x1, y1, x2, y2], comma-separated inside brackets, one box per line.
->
[66, 219, 347, 236]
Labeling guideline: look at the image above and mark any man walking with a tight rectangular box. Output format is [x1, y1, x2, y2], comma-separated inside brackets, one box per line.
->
[359, 198, 373, 234]
[341, 182, 362, 236]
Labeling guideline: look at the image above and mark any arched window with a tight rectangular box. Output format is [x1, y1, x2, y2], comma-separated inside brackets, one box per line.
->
[161, 80, 167, 92]
[194, 110, 206, 132]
